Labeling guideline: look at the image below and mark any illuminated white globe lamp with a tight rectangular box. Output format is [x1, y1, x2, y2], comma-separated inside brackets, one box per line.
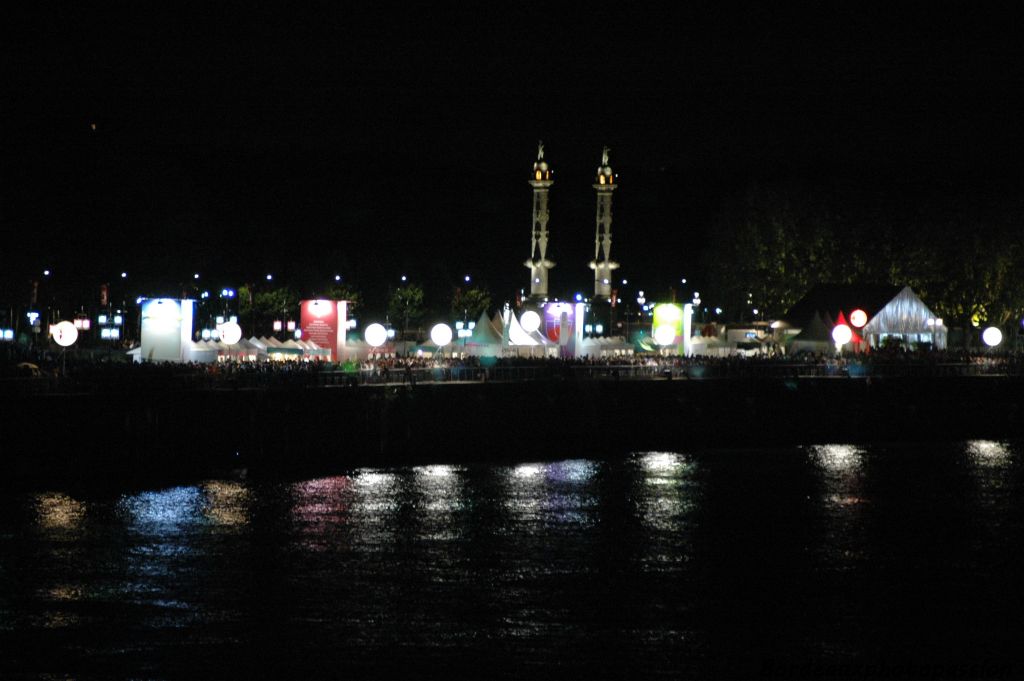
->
[365, 323, 388, 348]
[219, 321, 243, 345]
[520, 310, 541, 333]
[982, 326, 1003, 347]
[430, 323, 453, 347]
[51, 321, 79, 347]
[831, 323, 853, 346]
[654, 324, 677, 346]
[849, 309, 868, 328]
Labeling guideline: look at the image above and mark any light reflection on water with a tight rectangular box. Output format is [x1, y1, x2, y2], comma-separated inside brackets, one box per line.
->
[412, 464, 465, 540]
[500, 459, 604, 527]
[2, 442, 1023, 677]
[809, 443, 867, 508]
[118, 485, 205, 532]
[635, 452, 698, 534]
[202, 480, 251, 527]
[967, 439, 1012, 468]
[33, 492, 87, 531]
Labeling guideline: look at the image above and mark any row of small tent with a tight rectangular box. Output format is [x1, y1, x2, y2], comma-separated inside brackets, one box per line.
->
[349, 310, 633, 358]
[128, 336, 330, 363]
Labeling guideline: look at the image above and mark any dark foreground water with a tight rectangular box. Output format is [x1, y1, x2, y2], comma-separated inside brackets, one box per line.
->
[2, 442, 1023, 679]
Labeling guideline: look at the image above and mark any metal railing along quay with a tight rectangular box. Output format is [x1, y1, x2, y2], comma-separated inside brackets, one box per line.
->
[2, 360, 1022, 394]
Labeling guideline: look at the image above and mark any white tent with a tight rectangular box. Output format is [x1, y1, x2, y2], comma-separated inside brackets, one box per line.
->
[786, 312, 835, 355]
[460, 310, 504, 357]
[579, 336, 634, 358]
[185, 340, 219, 363]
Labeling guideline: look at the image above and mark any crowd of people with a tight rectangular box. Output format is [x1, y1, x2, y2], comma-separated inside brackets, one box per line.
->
[3, 341, 1023, 392]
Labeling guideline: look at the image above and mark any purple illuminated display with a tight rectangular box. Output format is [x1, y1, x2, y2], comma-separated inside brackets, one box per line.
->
[543, 302, 575, 343]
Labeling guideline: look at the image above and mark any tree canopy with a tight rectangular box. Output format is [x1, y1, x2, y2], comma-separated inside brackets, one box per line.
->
[702, 182, 1024, 342]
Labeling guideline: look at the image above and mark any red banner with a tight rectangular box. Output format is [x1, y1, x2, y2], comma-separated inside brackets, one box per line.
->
[300, 300, 346, 361]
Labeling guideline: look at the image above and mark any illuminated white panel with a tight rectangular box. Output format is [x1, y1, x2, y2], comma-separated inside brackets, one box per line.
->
[141, 299, 185, 362]
[574, 302, 585, 350]
[682, 303, 694, 356]
[180, 300, 194, 356]
[337, 301, 348, 352]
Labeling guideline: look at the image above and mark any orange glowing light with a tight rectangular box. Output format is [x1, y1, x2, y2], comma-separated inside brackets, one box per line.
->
[849, 309, 868, 328]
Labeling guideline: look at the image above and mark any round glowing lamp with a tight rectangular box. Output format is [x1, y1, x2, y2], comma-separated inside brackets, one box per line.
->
[849, 309, 868, 328]
[520, 310, 541, 333]
[365, 323, 388, 347]
[219, 321, 243, 345]
[831, 323, 853, 346]
[51, 321, 79, 347]
[654, 324, 677, 346]
[430, 323, 453, 347]
[982, 326, 1003, 347]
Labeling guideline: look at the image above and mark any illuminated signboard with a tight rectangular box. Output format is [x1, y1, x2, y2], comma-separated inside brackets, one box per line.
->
[652, 303, 684, 345]
[542, 302, 575, 343]
[140, 298, 194, 362]
[300, 299, 348, 361]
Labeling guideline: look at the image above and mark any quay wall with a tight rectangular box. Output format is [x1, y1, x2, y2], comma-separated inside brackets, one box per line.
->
[2, 376, 1022, 481]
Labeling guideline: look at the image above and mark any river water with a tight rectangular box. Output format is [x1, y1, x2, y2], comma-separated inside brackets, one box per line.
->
[2, 441, 1022, 679]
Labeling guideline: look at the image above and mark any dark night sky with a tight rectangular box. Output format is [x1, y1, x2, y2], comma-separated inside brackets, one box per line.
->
[4, 5, 1024, 310]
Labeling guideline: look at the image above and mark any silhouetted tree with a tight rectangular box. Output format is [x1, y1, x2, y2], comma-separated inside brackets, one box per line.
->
[450, 286, 492, 323]
[388, 284, 425, 339]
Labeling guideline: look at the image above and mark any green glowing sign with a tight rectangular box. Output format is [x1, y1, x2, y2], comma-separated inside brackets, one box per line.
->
[652, 303, 684, 344]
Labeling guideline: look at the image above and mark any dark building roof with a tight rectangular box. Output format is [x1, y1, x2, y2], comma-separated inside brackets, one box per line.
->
[782, 284, 903, 327]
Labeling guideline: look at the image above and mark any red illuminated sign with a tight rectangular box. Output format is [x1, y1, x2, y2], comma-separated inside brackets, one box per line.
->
[300, 300, 346, 360]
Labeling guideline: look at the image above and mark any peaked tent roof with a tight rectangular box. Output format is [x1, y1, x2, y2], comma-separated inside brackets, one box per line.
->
[791, 311, 833, 343]
[468, 310, 503, 345]
[783, 284, 903, 327]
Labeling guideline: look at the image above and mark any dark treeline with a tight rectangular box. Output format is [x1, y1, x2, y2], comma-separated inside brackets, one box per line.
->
[702, 181, 1024, 334]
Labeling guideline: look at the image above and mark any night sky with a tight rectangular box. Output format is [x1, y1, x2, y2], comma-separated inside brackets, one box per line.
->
[4, 5, 1024, 310]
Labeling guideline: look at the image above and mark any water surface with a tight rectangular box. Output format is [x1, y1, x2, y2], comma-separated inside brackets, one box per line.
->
[2, 442, 1022, 678]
